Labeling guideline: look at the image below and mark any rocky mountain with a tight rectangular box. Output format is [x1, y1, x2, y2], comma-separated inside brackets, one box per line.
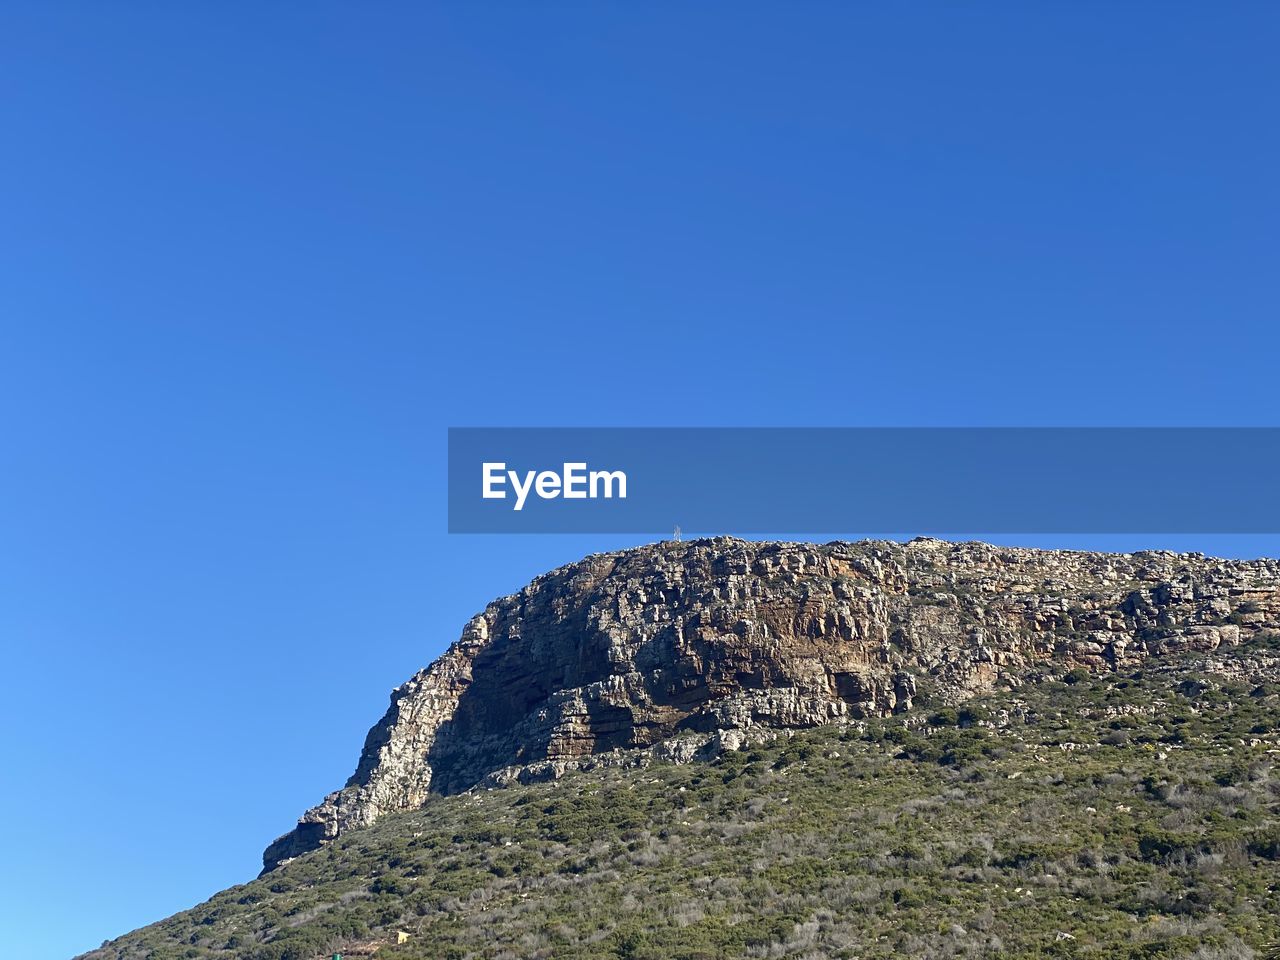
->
[263, 537, 1280, 873]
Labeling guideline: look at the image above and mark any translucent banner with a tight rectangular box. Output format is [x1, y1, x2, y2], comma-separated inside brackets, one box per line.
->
[447, 427, 1280, 534]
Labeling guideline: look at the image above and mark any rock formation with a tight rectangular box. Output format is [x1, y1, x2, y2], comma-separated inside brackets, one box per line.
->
[262, 537, 1280, 871]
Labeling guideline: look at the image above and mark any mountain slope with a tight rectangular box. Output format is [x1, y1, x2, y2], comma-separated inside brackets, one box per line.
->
[84, 631, 1280, 960]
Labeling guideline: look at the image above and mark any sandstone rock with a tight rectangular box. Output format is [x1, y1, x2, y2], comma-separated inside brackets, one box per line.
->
[262, 537, 1280, 872]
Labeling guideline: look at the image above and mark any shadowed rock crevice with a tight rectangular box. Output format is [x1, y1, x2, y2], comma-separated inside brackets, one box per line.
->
[262, 536, 1280, 872]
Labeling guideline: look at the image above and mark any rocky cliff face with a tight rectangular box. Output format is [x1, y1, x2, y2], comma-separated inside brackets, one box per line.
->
[262, 537, 1280, 871]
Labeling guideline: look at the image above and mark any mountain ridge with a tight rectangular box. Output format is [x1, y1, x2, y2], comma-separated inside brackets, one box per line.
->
[262, 536, 1280, 873]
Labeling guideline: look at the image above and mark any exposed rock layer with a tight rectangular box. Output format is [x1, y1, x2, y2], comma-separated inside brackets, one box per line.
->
[263, 537, 1280, 871]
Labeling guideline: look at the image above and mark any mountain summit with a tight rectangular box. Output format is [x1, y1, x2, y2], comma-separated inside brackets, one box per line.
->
[263, 537, 1280, 872]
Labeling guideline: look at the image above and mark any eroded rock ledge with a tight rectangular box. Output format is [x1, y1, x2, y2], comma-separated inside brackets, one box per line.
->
[262, 537, 1280, 871]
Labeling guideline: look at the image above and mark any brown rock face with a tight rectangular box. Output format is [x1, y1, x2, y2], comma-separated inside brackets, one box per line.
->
[262, 537, 1280, 871]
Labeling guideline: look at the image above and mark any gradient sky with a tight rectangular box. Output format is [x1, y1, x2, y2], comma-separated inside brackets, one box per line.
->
[2, 4, 1279, 958]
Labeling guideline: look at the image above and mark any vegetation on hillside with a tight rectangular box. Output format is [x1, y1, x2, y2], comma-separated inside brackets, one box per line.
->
[84, 635, 1280, 960]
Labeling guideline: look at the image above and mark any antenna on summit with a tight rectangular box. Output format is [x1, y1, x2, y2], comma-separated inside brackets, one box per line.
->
[673, 525, 682, 542]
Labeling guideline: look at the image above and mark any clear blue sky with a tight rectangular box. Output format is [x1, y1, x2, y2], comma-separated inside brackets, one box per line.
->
[2, 4, 1278, 957]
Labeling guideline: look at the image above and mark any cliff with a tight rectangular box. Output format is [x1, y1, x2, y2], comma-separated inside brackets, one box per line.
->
[262, 537, 1280, 871]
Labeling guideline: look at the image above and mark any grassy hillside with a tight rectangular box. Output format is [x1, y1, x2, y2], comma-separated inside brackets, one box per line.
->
[85, 637, 1280, 960]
